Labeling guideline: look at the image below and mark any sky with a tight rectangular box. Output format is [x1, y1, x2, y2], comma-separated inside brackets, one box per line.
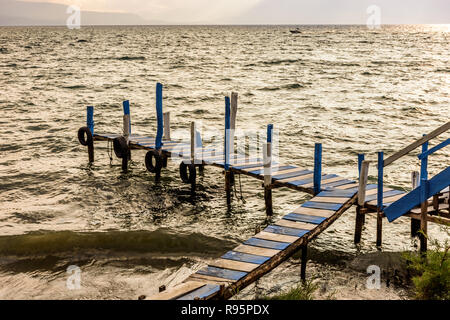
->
[4, 0, 450, 24]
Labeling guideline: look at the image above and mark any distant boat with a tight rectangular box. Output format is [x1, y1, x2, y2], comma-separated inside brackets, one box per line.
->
[289, 28, 301, 34]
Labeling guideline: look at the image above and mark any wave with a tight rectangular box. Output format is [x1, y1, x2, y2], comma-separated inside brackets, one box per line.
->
[258, 83, 305, 91]
[0, 229, 236, 256]
[117, 56, 146, 61]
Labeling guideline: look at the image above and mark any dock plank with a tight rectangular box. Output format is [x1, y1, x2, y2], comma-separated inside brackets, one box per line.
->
[274, 219, 315, 231]
[196, 266, 247, 281]
[177, 284, 221, 300]
[254, 231, 299, 243]
[233, 244, 281, 257]
[243, 238, 290, 250]
[209, 259, 259, 273]
[264, 225, 309, 237]
[149, 281, 205, 300]
[283, 213, 327, 225]
[222, 251, 270, 264]
[292, 206, 335, 217]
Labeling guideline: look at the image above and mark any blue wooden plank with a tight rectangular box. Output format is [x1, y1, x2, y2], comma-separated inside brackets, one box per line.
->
[364, 189, 404, 202]
[177, 284, 220, 300]
[384, 167, 450, 222]
[123, 100, 131, 134]
[265, 225, 309, 237]
[289, 174, 337, 187]
[272, 170, 312, 181]
[301, 201, 342, 211]
[249, 165, 296, 175]
[196, 266, 247, 281]
[322, 179, 355, 189]
[358, 154, 365, 177]
[317, 190, 356, 198]
[221, 251, 270, 265]
[283, 213, 326, 225]
[243, 238, 290, 250]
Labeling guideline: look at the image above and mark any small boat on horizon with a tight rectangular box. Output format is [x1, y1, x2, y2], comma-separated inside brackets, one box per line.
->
[289, 28, 301, 34]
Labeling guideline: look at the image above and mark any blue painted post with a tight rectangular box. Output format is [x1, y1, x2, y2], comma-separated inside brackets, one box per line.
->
[224, 97, 232, 206]
[87, 106, 94, 135]
[224, 97, 231, 171]
[313, 143, 322, 195]
[267, 124, 273, 143]
[376, 151, 384, 247]
[155, 83, 164, 150]
[123, 100, 131, 135]
[420, 135, 428, 183]
[377, 152, 384, 210]
[358, 154, 365, 178]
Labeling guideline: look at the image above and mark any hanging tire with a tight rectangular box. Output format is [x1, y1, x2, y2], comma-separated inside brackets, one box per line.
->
[78, 127, 93, 146]
[113, 136, 129, 159]
[179, 162, 196, 184]
[145, 150, 163, 173]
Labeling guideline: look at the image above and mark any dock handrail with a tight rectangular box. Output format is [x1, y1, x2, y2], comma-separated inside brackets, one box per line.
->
[383, 121, 450, 167]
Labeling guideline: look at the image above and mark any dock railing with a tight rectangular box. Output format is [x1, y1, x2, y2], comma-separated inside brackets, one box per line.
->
[369, 121, 449, 247]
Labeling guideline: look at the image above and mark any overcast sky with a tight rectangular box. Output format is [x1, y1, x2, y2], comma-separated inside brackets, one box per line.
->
[12, 0, 450, 24]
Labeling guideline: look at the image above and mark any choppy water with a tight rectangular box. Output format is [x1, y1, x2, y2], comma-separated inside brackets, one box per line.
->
[0, 25, 449, 300]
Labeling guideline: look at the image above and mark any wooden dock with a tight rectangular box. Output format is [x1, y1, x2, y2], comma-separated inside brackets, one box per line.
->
[76, 84, 449, 300]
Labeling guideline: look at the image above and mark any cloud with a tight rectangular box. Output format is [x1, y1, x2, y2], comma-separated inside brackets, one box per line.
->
[21, 0, 263, 23]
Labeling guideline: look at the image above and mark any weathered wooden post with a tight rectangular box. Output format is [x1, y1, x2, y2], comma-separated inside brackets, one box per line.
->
[122, 113, 131, 172]
[123, 100, 131, 161]
[190, 121, 197, 194]
[300, 244, 308, 282]
[420, 178, 429, 252]
[264, 124, 273, 216]
[313, 143, 322, 195]
[411, 171, 421, 237]
[376, 151, 384, 247]
[86, 106, 94, 162]
[230, 92, 238, 160]
[357, 153, 365, 225]
[355, 159, 370, 244]
[420, 135, 428, 182]
[163, 112, 171, 141]
[224, 96, 233, 206]
[154, 83, 164, 181]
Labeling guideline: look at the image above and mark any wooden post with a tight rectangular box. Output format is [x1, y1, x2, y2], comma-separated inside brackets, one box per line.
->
[155, 83, 164, 150]
[163, 112, 171, 141]
[420, 136, 428, 182]
[376, 151, 384, 247]
[224, 97, 232, 205]
[358, 154, 365, 177]
[313, 143, 322, 195]
[411, 171, 421, 237]
[264, 142, 273, 216]
[300, 244, 308, 282]
[230, 92, 238, 158]
[123, 101, 131, 160]
[420, 179, 429, 252]
[86, 106, 94, 163]
[355, 160, 370, 244]
[190, 122, 196, 165]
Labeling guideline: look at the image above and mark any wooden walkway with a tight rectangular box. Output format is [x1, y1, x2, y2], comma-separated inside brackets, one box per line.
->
[149, 186, 358, 300]
[91, 132, 449, 300]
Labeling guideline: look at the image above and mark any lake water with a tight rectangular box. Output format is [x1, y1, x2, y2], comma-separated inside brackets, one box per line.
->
[0, 25, 448, 299]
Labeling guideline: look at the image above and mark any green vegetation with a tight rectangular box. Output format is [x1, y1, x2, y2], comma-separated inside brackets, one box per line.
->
[405, 229, 450, 300]
[263, 279, 319, 300]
